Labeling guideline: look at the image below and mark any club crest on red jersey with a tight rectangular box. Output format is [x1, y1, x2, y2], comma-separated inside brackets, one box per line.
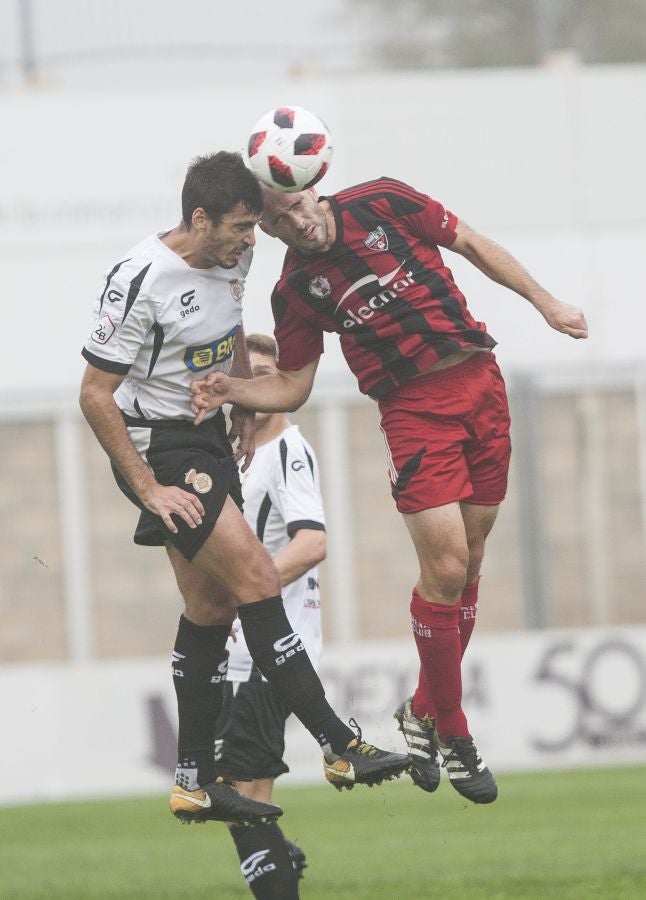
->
[363, 225, 388, 251]
[308, 275, 331, 299]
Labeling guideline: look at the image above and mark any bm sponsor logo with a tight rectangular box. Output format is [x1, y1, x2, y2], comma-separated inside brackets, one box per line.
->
[183, 324, 240, 371]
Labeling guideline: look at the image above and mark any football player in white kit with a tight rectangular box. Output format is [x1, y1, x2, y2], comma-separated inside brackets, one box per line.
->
[215, 334, 324, 899]
[79, 152, 409, 830]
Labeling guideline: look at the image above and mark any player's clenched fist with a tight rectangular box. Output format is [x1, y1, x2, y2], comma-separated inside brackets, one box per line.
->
[542, 300, 588, 340]
[191, 372, 233, 424]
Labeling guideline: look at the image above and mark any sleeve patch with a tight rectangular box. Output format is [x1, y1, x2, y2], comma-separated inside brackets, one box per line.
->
[91, 315, 116, 345]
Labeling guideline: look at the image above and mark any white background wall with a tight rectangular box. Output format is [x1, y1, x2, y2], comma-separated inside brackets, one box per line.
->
[1, 65, 645, 403]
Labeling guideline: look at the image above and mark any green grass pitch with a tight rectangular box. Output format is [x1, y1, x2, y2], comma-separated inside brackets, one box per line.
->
[2, 766, 645, 899]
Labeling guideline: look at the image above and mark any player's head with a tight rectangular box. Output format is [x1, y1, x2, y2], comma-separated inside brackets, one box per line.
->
[181, 152, 263, 268]
[181, 151, 263, 229]
[246, 333, 279, 428]
[246, 332, 278, 372]
[259, 184, 331, 254]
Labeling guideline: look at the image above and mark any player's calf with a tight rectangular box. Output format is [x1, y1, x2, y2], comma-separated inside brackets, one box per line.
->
[230, 821, 300, 899]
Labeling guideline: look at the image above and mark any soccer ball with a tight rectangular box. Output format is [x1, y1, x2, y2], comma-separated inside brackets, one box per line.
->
[246, 106, 333, 193]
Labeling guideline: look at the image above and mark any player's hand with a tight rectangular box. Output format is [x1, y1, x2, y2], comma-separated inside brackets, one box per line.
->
[191, 372, 232, 425]
[229, 405, 256, 471]
[140, 483, 205, 533]
[543, 301, 588, 339]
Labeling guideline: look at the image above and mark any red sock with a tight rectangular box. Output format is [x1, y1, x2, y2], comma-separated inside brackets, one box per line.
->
[410, 588, 469, 739]
[411, 579, 480, 721]
[459, 577, 479, 656]
[412, 666, 437, 720]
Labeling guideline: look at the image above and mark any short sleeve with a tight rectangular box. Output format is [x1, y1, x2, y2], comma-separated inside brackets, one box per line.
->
[81, 262, 155, 374]
[270, 431, 325, 535]
[395, 186, 458, 248]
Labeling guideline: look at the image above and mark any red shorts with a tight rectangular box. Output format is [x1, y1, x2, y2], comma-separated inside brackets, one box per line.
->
[377, 352, 511, 514]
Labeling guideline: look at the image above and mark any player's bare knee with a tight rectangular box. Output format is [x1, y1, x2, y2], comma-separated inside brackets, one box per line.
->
[183, 593, 236, 626]
[233, 554, 281, 604]
[421, 558, 467, 605]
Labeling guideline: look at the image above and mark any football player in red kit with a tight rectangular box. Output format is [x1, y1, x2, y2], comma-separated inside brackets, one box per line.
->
[191, 177, 588, 804]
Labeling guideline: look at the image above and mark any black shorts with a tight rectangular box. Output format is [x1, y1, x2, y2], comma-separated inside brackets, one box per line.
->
[112, 409, 243, 561]
[214, 677, 292, 781]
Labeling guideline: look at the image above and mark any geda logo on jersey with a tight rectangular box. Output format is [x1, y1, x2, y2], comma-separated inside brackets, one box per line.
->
[179, 289, 199, 319]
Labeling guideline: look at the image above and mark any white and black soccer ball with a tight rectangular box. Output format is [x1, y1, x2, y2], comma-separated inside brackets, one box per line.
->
[246, 106, 333, 193]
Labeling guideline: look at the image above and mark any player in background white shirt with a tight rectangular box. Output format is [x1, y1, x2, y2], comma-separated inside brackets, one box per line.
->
[214, 334, 325, 899]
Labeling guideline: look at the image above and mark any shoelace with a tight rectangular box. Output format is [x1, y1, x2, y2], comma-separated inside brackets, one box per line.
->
[354, 742, 379, 757]
[348, 716, 363, 742]
[407, 720, 436, 738]
[347, 717, 379, 756]
[441, 739, 479, 773]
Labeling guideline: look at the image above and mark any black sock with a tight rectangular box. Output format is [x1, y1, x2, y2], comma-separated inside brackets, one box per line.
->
[237, 596, 353, 754]
[171, 615, 230, 787]
[230, 822, 299, 900]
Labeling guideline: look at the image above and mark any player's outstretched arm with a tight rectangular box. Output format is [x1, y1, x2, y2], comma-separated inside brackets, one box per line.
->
[79, 364, 204, 533]
[450, 219, 588, 340]
[191, 357, 320, 425]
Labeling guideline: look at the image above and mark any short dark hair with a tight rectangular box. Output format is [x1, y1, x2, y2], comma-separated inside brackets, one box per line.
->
[181, 151, 263, 229]
[246, 333, 277, 359]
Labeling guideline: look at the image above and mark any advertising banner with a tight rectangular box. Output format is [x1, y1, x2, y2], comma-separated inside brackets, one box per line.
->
[3, 627, 645, 805]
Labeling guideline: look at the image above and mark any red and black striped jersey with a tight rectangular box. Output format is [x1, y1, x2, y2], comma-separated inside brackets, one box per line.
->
[271, 177, 496, 398]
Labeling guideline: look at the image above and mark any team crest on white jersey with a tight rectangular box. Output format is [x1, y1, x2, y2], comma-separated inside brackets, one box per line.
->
[91, 315, 116, 344]
[364, 225, 388, 251]
[308, 275, 331, 299]
[229, 278, 243, 302]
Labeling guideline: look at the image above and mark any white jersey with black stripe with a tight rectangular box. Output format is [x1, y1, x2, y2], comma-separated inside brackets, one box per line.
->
[81, 231, 251, 421]
[227, 424, 325, 682]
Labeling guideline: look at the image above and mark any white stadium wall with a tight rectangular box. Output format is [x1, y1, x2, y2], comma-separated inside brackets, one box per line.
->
[1, 65, 645, 400]
[2, 626, 646, 805]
